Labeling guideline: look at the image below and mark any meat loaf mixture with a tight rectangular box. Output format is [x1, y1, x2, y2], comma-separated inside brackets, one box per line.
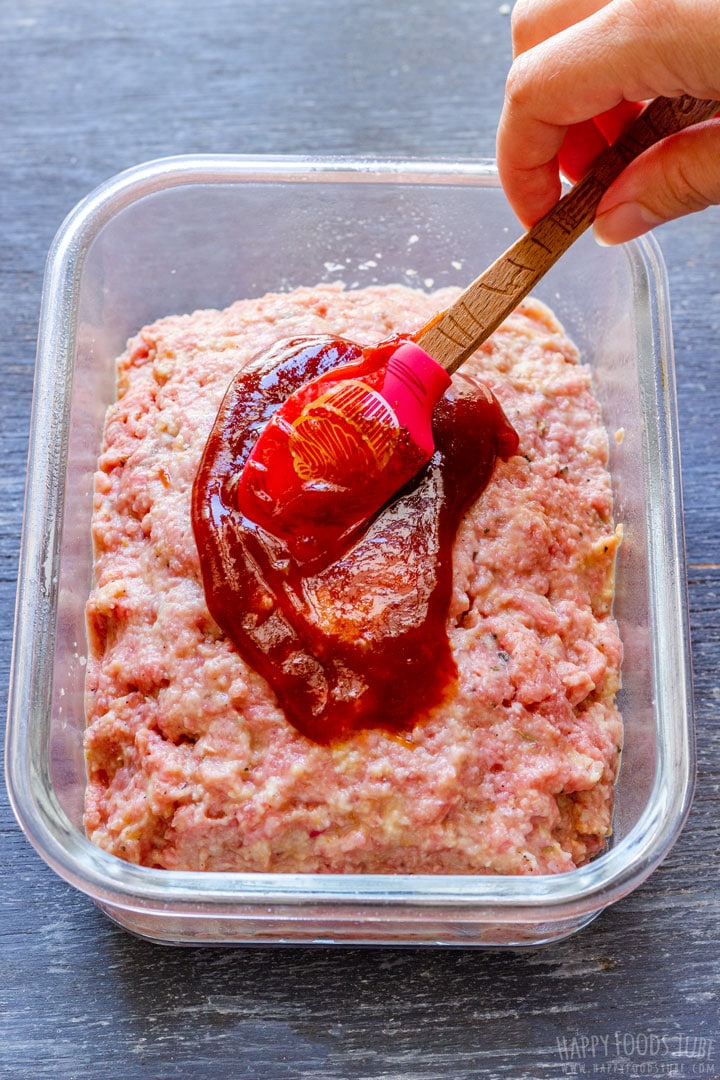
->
[84, 283, 623, 874]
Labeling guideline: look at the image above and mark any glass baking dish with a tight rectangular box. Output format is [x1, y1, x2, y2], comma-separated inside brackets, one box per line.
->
[5, 156, 694, 946]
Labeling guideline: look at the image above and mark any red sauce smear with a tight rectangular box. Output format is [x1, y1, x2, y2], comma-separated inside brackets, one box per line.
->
[191, 335, 519, 744]
[234, 335, 432, 567]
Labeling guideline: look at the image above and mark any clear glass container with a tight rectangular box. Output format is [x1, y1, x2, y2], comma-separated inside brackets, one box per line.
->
[5, 156, 695, 946]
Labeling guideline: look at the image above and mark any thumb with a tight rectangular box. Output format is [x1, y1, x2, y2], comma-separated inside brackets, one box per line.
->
[593, 119, 720, 245]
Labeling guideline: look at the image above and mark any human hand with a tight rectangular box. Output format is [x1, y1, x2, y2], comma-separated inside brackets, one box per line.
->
[496, 0, 720, 243]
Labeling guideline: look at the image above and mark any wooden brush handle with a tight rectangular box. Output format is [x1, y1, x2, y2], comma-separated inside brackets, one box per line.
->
[417, 94, 719, 374]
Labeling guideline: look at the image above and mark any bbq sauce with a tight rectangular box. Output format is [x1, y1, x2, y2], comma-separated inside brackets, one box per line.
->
[191, 335, 519, 744]
[234, 337, 452, 566]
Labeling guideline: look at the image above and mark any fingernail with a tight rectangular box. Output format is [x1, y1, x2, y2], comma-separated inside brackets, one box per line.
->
[593, 202, 663, 246]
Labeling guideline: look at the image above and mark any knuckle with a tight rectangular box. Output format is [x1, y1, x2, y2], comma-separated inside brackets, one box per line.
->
[661, 143, 716, 216]
[503, 52, 534, 110]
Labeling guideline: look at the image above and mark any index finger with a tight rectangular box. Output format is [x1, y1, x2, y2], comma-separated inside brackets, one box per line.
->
[496, 0, 688, 224]
[510, 0, 612, 57]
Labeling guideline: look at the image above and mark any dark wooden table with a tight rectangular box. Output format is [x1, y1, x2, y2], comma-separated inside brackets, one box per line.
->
[2, 2, 718, 1078]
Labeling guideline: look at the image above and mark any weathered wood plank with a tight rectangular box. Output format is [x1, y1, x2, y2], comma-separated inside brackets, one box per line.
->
[1, 2, 718, 1078]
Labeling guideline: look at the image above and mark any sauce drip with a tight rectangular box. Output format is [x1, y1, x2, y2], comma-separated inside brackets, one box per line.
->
[191, 335, 519, 744]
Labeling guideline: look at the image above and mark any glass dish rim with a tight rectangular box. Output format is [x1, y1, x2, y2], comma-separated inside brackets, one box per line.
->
[5, 153, 695, 924]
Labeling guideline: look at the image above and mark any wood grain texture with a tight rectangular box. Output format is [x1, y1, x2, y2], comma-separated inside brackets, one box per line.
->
[1, 2, 719, 1079]
[418, 95, 720, 372]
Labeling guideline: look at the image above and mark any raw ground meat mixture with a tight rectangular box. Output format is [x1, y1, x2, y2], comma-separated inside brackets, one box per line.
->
[84, 283, 623, 874]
